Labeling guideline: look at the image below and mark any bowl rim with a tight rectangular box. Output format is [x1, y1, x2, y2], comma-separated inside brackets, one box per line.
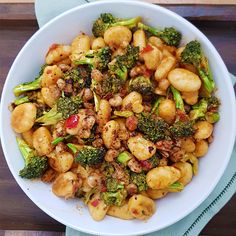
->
[1, 1, 236, 235]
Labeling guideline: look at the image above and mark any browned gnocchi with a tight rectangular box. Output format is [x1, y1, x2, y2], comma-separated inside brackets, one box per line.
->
[11, 13, 220, 222]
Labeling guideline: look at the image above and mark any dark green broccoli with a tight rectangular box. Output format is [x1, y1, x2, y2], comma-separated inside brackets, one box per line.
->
[106, 178, 124, 192]
[92, 13, 141, 37]
[181, 40, 215, 94]
[108, 61, 128, 82]
[16, 137, 48, 179]
[189, 98, 220, 123]
[129, 76, 153, 95]
[36, 105, 63, 125]
[116, 45, 139, 70]
[57, 96, 83, 119]
[137, 113, 170, 142]
[101, 162, 115, 178]
[14, 96, 30, 105]
[117, 151, 133, 165]
[170, 86, 185, 111]
[130, 172, 148, 192]
[101, 189, 127, 206]
[13, 64, 47, 97]
[36, 96, 82, 125]
[75, 47, 111, 71]
[170, 121, 195, 138]
[138, 22, 181, 47]
[75, 146, 106, 167]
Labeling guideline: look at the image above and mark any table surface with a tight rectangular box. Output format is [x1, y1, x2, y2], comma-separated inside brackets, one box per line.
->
[0, 3, 236, 235]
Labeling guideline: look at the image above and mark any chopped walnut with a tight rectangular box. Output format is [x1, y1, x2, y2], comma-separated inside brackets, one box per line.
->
[156, 140, 173, 152]
[105, 149, 119, 162]
[127, 158, 142, 173]
[126, 183, 138, 196]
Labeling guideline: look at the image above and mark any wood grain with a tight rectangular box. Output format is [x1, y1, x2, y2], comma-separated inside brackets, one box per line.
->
[0, 3, 235, 236]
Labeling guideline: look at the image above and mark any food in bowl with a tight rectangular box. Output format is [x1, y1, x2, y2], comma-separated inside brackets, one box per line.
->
[9, 13, 220, 221]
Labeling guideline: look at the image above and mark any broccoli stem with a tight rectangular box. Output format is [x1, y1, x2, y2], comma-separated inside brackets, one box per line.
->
[117, 151, 132, 165]
[112, 17, 141, 28]
[170, 86, 185, 111]
[14, 96, 30, 105]
[113, 110, 134, 118]
[13, 77, 42, 97]
[205, 112, 220, 123]
[138, 22, 159, 36]
[198, 68, 215, 94]
[76, 58, 94, 67]
[166, 181, 184, 192]
[67, 143, 78, 154]
[52, 135, 72, 145]
[151, 97, 164, 114]
[16, 137, 33, 163]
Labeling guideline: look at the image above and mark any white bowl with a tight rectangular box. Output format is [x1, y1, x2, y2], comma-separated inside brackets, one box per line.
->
[0, 1, 235, 235]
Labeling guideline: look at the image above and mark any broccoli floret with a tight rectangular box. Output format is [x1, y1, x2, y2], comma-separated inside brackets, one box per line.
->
[75, 146, 106, 167]
[117, 151, 133, 165]
[16, 137, 48, 179]
[106, 178, 124, 192]
[129, 76, 153, 95]
[190, 97, 220, 123]
[181, 40, 215, 94]
[101, 162, 115, 178]
[137, 113, 170, 142]
[130, 172, 148, 192]
[117, 45, 139, 70]
[170, 86, 185, 111]
[101, 189, 127, 206]
[138, 22, 181, 47]
[36, 96, 82, 125]
[170, 121, 195, 138]
[108, 61, 128, 82]
[57, 96, 83, 119]
[92, 13, 141, 37]
[14, 96, 30, 105]
[35, 105, 63, 125]
[75, 47, 111, 71]
[13, 64, 47, 97]
[189, 99, 208, 120]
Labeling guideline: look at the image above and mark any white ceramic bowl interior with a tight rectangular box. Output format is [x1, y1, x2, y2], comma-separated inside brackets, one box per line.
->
[1, 1, 235, 235]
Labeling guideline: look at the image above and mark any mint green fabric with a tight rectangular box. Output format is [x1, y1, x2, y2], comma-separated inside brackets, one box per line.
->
[35, 1, 236, 235]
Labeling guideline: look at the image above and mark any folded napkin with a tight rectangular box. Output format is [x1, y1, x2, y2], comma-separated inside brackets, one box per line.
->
[35, 1, 236, 235]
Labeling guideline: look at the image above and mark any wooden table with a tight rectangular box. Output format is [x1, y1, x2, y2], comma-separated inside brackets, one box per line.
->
[0, 3, 236, 235]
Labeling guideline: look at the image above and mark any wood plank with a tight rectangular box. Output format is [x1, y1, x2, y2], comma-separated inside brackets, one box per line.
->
[0, 0, 236, 4]
[0, 3, 236, 22]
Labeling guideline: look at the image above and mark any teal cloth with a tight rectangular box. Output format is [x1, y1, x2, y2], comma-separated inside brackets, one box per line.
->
[35, 1, 236, 235]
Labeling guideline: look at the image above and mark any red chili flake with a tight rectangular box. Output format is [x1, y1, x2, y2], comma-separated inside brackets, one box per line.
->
[176, 109, 188, 122]
[143, 69, 152, 77]
[140, 160, 152, 169]
[141, 44, 153, 54]
[46, 69, 52, 74]
[65, 115, 79, 129]
[101, 186, 107, 193]
[91, 199, 100, 207]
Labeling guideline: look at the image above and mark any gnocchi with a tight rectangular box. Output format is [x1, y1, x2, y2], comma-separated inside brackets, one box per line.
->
[10, 13, 220, 223]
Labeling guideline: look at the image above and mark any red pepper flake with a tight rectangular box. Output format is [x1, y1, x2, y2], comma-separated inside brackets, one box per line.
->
[141, 44, 153, 54]
[140, 160, 152, 169]
[65, 115, 79, 129]
[101, 185, 107, 193]
[46, 69, 52, 74]
[91, 199, 100, 207]
[143, 69, 152, 77]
